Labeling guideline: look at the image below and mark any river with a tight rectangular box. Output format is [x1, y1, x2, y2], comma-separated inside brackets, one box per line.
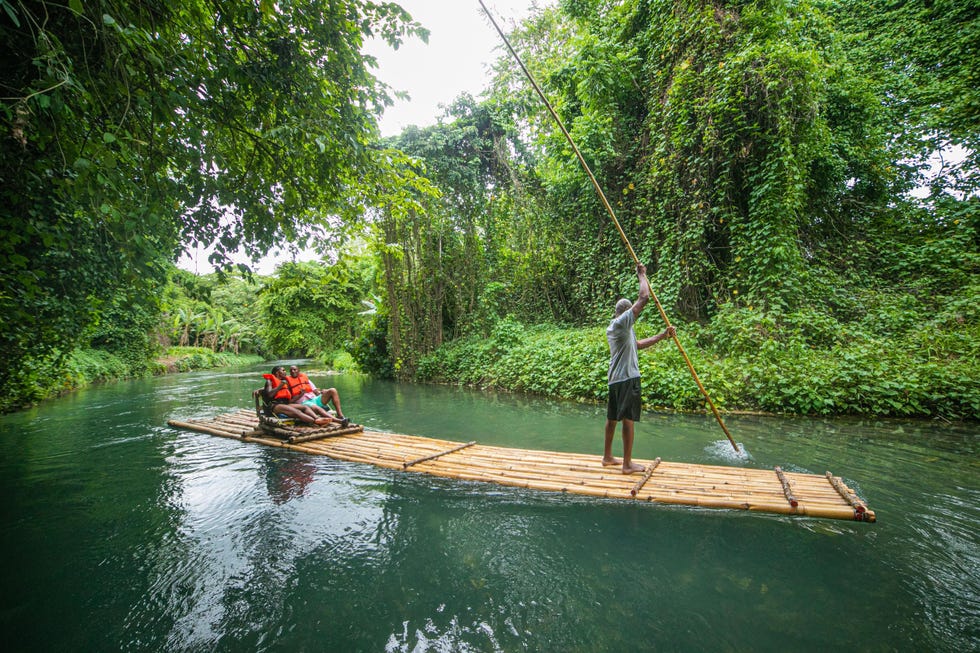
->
[0, 362, 977, 651]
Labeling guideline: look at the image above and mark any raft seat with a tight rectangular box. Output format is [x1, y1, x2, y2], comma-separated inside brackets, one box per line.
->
[254, 394, 363, 443]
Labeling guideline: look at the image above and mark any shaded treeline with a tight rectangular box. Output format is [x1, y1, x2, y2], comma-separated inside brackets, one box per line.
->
[2, 1, 976, 417]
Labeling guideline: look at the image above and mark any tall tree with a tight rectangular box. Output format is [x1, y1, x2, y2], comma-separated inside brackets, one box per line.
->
[490, 0, 894, 320]
[259, 260, 365, 358]
[826, 0, 980, 197]
[0, 0, 425, 395]
[370, 95, 545, 376]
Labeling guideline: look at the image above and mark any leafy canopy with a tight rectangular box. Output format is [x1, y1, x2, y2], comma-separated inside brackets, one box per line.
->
[0, 0, 426, 388]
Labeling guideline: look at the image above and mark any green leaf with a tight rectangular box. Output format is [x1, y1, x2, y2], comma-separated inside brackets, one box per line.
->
[2, 1, 20, 27]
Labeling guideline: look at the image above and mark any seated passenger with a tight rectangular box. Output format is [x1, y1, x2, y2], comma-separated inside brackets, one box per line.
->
[255, 366, 332, 426]
[287, 364, 349, 427]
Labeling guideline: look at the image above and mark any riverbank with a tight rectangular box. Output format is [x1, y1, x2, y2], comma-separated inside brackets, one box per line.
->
[153, 347, 264, 375]
[416, 316, 980, 421]
[1, 347, 264, 414]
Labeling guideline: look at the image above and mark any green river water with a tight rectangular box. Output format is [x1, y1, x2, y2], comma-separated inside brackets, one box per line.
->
[0, 362, 977, 652]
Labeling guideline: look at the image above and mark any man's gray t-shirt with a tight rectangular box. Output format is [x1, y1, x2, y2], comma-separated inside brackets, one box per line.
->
[607, 309, 639, 384]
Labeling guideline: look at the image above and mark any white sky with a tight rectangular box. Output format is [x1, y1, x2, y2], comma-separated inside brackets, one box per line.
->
[180, 0, 550, 275]
[369, 0, 550, 137]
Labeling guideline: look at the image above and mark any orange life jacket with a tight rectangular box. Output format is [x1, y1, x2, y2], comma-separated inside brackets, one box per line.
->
[264, 375, 291, 402]
[286, 373, 313, 399]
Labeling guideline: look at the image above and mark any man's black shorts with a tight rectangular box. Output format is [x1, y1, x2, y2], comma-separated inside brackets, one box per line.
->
[607, 377, 642, 421]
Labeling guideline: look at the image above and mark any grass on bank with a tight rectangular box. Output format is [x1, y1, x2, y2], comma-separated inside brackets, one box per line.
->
[2, 347, 263, 414]
[153, 347, 264, 374]
[416, 310, 979, 421]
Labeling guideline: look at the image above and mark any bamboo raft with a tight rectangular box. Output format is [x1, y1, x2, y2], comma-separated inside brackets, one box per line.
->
[168, 409, 876, 523]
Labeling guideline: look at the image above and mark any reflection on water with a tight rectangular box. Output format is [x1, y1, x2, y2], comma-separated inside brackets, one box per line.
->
[0, 362, 977, 651]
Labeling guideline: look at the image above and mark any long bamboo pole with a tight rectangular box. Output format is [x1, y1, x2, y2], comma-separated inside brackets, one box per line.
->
[477, 0, 739, 453]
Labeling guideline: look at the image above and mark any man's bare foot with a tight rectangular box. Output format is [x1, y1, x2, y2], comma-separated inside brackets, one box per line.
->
[622, 462, 645, 475]
[602, 457, 622, 467]
[314, 417, 332, 426]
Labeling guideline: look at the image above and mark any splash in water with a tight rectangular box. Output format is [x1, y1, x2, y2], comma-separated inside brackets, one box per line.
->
[704, 439, 752, 463]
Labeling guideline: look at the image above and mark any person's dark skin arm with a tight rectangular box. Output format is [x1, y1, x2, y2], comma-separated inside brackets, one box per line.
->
[631, 263, 651, 318]
[631, 262, 674, 348]
[253, 380, 275, 402]
[638, 325, 676, 350]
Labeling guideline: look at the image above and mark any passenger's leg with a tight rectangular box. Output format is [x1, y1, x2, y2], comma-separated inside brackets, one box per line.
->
[320, 388, 343, 418]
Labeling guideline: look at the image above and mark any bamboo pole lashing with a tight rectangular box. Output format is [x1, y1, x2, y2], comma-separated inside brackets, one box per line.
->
[259, 424, 304, 440]
[410, 460, 790, 502]
[401, 461, 828, 508]
[635, 472, 805, 493]
[243, 437, 287, 448]
[630, 457, 662, 496]
[214, 413, 255, 424]
[167, 420, 241, 440]
[288, 425, 363, 444]
[315, 427, 806, 498]
[344, 445, 869, 519]
[825, 471, 867, 514]
[410, 459, 587, 483]
[305, 436, 787, 493]
[774, 466, 799, 508]
[477, 0, 740, 454]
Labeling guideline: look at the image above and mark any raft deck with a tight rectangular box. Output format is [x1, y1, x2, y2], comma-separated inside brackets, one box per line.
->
[168, 409, 875, 523]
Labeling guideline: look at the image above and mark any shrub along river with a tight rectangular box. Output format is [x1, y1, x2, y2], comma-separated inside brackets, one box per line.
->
[0, 362, 977, 651]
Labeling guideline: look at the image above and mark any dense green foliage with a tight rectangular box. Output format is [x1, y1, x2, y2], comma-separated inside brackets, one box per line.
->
[418, 310, 979, 420]
[354, 312, 395, 379]
[158, 257, 377, 364]
[828, 0, 980, 197]
[156, 348, 263, 374]
[478, 0, 905, 320]
[258, 259, 371, 359]
[162, 268, 265, 354]
[3, 1, 976, 420]
[381, 0, 977, 420]
[0, 346, 261, 413]
[0, 0, 424, 398]
[370, 95, 553, 375]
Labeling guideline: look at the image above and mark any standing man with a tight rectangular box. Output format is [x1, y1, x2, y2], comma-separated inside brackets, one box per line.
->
[604, 263, 676, 474]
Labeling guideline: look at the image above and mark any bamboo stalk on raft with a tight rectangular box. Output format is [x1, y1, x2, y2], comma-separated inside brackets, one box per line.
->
[477, 0, 739, 453]
[169, 413, 876, 522]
